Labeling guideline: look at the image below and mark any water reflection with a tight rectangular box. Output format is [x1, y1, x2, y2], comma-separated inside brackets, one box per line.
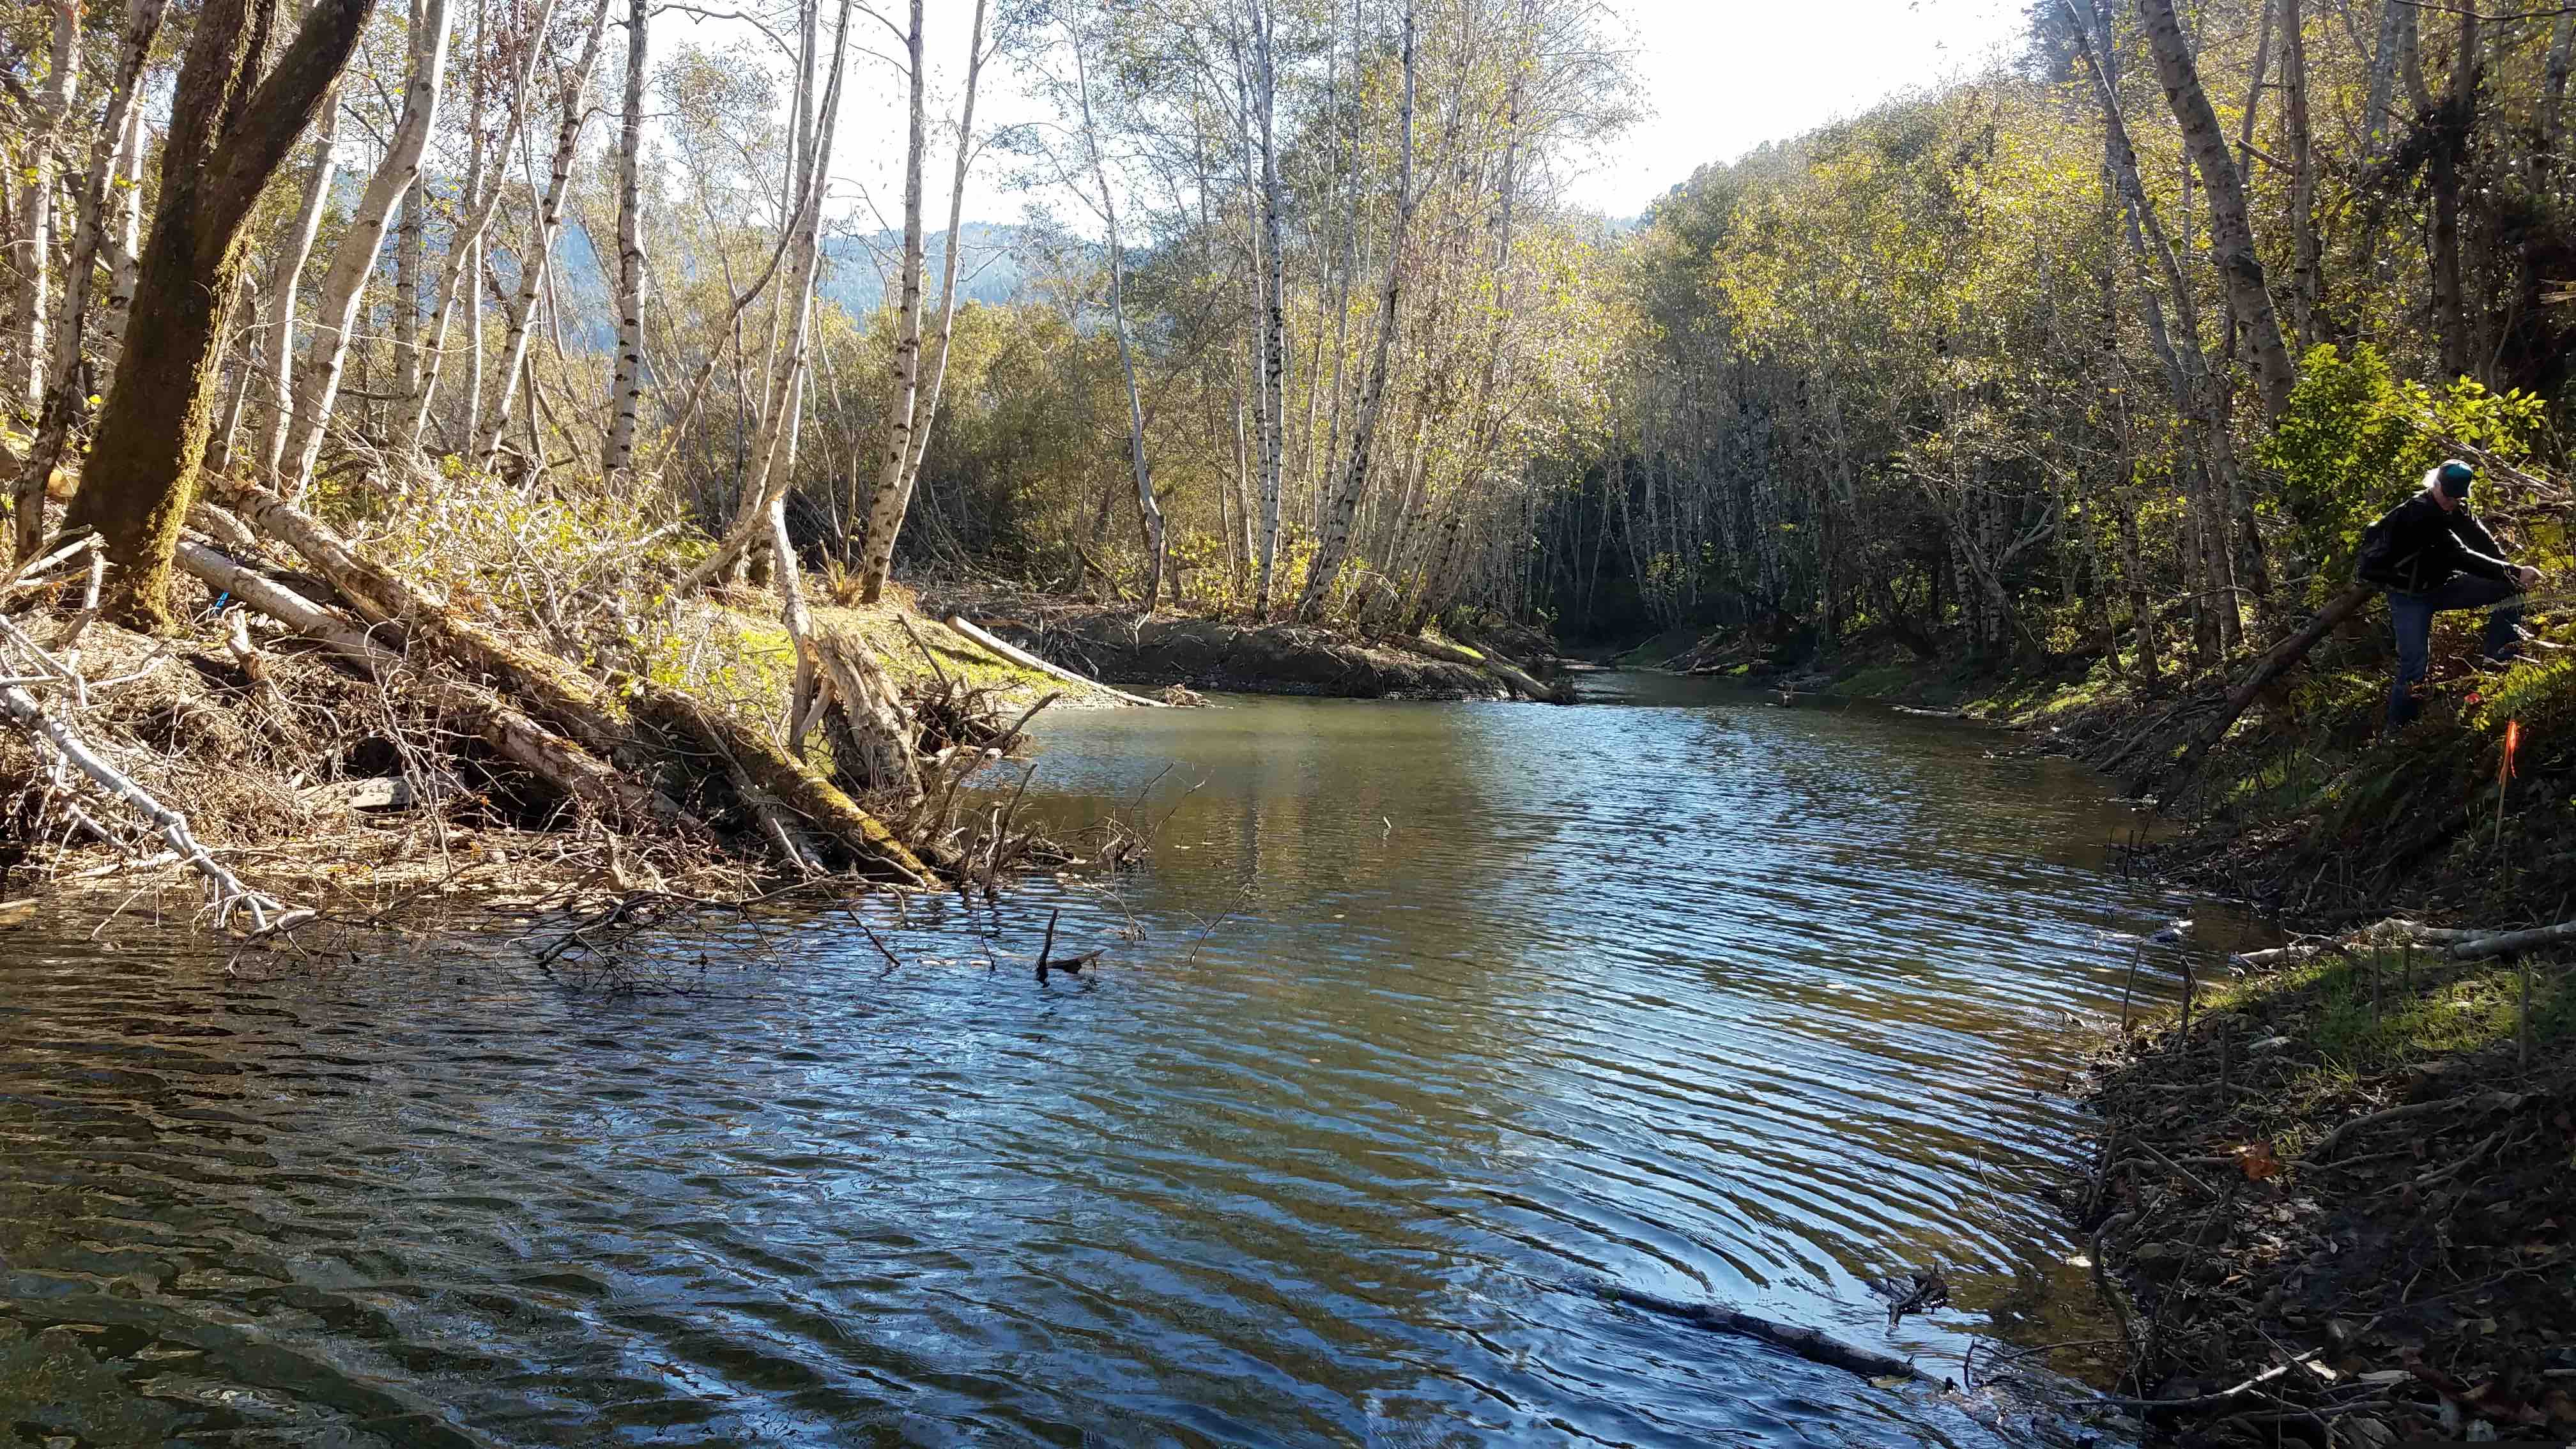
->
[0, 673, 2258, 1445]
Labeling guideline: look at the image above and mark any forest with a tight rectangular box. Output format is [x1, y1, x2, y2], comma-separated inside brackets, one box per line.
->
[6, 3, 2576, 1441]
[7, 0, 2567, 700]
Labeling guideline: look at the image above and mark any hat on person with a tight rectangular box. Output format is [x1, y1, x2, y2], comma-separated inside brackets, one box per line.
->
[2437, 459, 2476, 498]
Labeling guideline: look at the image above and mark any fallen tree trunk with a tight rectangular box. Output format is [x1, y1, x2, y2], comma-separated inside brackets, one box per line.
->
[2135, 584, 2373, 793]
[629, 684, 930, 885]
[1598, 1282, 1944, 1386]
[1388, 632, 1575, 703]
[197, 484, 935, 881]
[2445, 916, 2576, 962]
[209, 476, 627, 753]
[175, 539, 709, 839]
[2228, 914, 2568, 972]
[947, 615, 1169, 707]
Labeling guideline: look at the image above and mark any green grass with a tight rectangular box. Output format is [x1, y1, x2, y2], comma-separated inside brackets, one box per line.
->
[2196, 944, 2575, 1131]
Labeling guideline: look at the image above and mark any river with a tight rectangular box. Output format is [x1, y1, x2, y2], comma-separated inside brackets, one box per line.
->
[0, 671, 2260, 1446]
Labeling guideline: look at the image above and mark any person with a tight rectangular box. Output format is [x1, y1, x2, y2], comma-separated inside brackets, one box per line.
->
[2357, 459, 2542, 728]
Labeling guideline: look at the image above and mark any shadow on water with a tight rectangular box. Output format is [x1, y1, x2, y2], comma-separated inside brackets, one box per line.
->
[0, 671, 2265, 1446]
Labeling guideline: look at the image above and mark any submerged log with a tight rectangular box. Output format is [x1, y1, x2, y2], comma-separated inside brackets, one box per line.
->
[1597, 1283, 1945, 1387]
[947, 615, 1170, 707]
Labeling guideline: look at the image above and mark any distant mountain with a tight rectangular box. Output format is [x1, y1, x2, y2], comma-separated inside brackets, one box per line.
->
[404, 210, 1028, 355]
[813, 222, 1028, 316]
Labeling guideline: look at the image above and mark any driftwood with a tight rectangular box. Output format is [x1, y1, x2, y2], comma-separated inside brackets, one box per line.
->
[628, 684, 930, 884]
[2, 681, 305, 933]
[175, 540, 710, 839]
[2232, 913, 2576, 970]
[947, 615, 1170, 707]
[1388, 632, 1575, 703]
[1598, 1283, 1945, 1387]
[2135, 583, 2373, 793]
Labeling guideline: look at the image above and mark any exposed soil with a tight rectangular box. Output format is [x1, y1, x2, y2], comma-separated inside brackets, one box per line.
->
[922, 588, 1515, 701]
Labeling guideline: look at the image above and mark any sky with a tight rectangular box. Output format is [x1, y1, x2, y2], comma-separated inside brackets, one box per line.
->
[1568, 0, 2032, 215]
[652, 0, 2037, 240]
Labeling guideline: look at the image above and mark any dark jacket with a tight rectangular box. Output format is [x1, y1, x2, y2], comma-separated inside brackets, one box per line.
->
[2356, 493, 2516, 594]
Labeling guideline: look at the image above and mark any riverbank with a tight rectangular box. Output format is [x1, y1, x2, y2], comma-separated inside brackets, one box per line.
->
[2072, 933, 2574, 1444]
[1636, 605, 2576, 1441]
[923, 585, 1577, 702]
[0, 479, 1149, 940]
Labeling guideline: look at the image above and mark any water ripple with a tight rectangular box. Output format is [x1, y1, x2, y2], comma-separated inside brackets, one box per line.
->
[0, 674, 2263, 1445]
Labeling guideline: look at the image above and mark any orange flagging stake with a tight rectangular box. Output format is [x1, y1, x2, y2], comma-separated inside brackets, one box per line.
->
[2496, 719, 2522, 851]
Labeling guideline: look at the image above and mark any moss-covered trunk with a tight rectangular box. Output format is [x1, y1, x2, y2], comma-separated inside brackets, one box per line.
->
[61, 0, 374, 629]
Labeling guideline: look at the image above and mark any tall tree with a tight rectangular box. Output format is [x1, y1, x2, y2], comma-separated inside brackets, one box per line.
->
[1249, 0, 1289, 618]
[1296, 0, 1416, 624]
[280, 0, 454, 496]
[602, 0, 649, 475]
[2135, 0, 2296, 420]
[16, 0, 172, 548]
[62, 0, 380, 625]
[471, 0, 614, 469]
[8, 0, 79, 422]
[851, 0, 992, 602]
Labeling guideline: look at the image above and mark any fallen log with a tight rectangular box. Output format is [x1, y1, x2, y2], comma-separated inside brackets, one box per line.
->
[946, 615, 1169, 707]
[2444, 916, 2576, 962]
[1459, 631, 1581, 704]
[176, 540, 711, 841]
[1388, 632, 1575, 703]
[629, 684, 930, 885]
[195, 496, 934, 882]
[208, 477, 627, 754]
[2134, 584, 2373, 794]
[1597, 1282, 1945, 1387]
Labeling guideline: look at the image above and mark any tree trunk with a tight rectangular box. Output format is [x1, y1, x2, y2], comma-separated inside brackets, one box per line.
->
[1251, 0, 1289, 619]
[8, 0, 79, 421]
[855, 0, 930, 597]
[16, 0, 171, 554]
[399, 0, 561, 457]
[2545, 13, 2574, 180]
[2365, 0, 2409, 157]
[602, 0, 649, 475]
[206, 272, 264, 477]
[2139, 585, 2372, 793]
[472, 0, 613, 469]
[2135, 0, 2296, 420]
[1295, 0, 1416, 624]
[2432, 8, 2480, 382]
[279, 0, 451, 496]
[684, 0, 853, 588]
[2280, 0, 2320, 349]
[95, 89, 153, 376]
[63, 0, 379, 629]
[850, 0, 988, 600]
[1073, 26, 1165, 611]
[256, 71, 343, 486]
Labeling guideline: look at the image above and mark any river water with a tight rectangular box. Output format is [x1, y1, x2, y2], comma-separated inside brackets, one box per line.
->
[0, 672, 2260, 1446]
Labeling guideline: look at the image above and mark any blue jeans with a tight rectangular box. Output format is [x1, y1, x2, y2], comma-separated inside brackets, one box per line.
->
[2386, 574, 2524, 727]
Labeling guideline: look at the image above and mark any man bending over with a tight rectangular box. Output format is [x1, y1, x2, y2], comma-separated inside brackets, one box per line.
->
[2359, 459, 2541, 729]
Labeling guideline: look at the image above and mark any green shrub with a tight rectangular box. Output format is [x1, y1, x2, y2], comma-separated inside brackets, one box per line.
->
[2259, 343, 2545, 601]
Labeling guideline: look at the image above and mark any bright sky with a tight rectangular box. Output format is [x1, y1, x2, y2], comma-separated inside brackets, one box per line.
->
[1571, 0, 2031, 216]
[654, 0, 2035, 241]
